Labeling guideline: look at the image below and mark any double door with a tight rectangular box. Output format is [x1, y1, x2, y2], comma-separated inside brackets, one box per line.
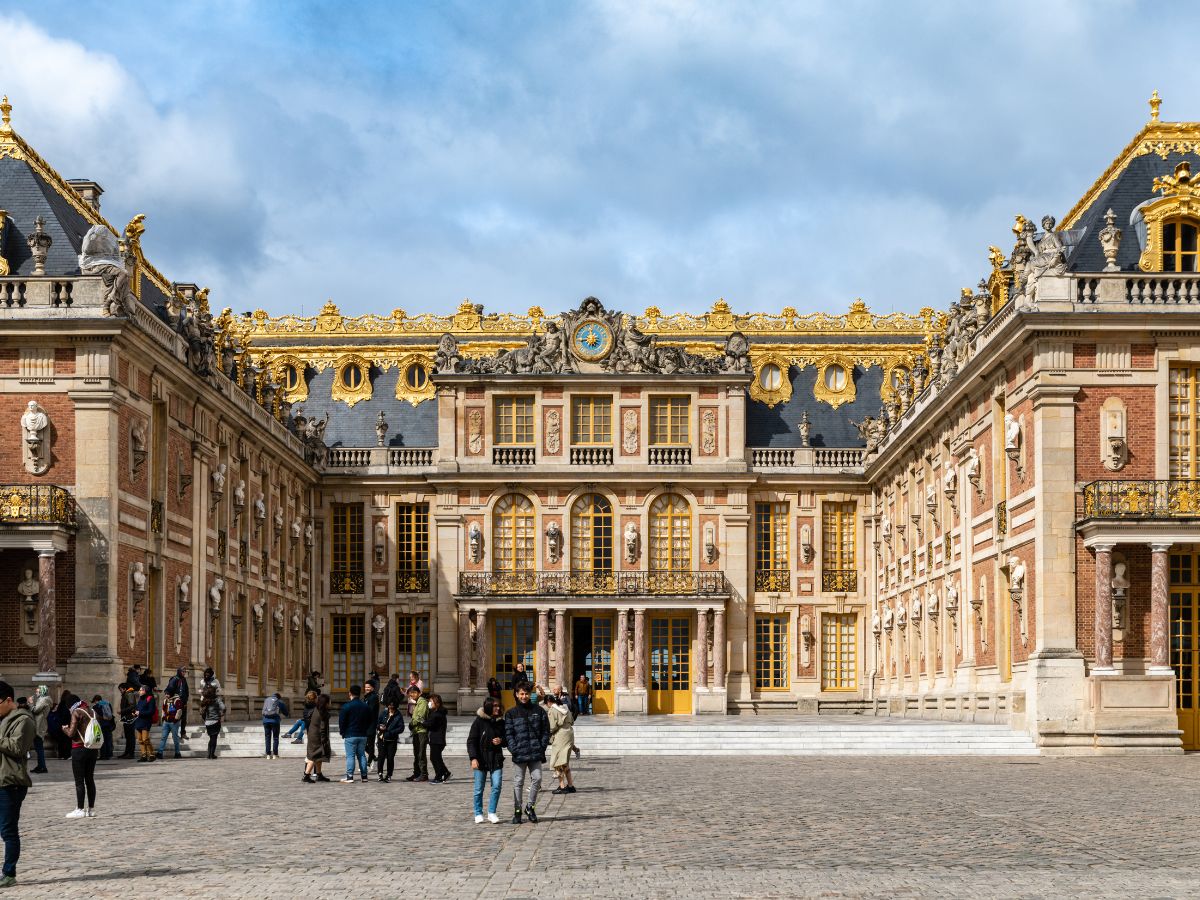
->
[648, 615, 691, 714]
[1171, 581, 1200, 749]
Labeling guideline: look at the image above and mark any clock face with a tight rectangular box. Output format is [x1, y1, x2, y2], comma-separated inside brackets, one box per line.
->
[572, 319, 614, 361]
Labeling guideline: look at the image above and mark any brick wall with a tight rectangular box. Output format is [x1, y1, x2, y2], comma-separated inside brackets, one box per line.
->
[1074, 386, 1155, 482]
[0, 394, 75, 483]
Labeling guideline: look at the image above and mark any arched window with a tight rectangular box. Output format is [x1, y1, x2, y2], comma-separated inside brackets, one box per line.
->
[649, 493, 691, 572]
[1163, 217, 1199, 272]
[492, 493, 535, 573]
[571, 493, 613, 573]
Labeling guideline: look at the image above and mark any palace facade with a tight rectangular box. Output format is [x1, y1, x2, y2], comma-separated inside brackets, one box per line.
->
[3, 94, 1200, 750]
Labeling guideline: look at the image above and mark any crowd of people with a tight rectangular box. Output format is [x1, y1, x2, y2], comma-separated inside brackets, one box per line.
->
[0, 664, 589, 888]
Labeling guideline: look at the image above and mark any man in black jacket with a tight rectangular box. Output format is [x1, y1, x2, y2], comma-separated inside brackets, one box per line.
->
[165, 667, 190, 732]
[502, 681, 550, 824]
[381, 674, 403, 709]
[362, 681, 381, 769]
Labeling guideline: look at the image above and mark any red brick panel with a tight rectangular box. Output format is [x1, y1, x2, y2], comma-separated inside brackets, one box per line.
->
[0, 394, 75, 483]
[1074, 386, 1155, 482]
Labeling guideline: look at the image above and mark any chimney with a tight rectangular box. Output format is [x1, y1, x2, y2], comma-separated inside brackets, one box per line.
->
[66, 179, 104, 213]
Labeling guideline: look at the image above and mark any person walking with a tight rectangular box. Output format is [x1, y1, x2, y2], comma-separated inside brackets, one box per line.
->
[337, 685, 372, 783]
[302, 693, 332, 784]
[426, 694, 451, 784]
[573, 674, 591, 716]
[503, 681, 550, 824]
[63, 700, 100, 818]
[362, 681, 380, 770]
[286, 691, 316, 744]
[547, 692, 578, 794]
[376, 701, 404, 782]
[28, 688, 50, 774]
[404, 686, 429, 782]
[261, 693, 288, 759]
[467, 697, 506, 824]
[165, 667, 190, 733]
[118, 683, 138, 759]
[91, 694, 115, 760]
[0, 681, 35, 888]
[157, 692, 183, 760]
[199, 687, 225, 760]
[133, 685, 157, 763]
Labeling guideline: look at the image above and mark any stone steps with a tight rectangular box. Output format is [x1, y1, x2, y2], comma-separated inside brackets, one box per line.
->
[148, 718, 1038, 757]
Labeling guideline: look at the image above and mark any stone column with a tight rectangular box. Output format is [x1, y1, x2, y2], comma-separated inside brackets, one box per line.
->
[633, 608, 646, 689]
[1092, 543, 1115, 674]
[554, 608, 567, 690]
[36, 549, 59, 682]
[475, 609, 488, 688]
[696, 608, 709, 689]
[1150, 543, 1172, 674]
[536, 608, 550, 688]
[616, 609, 629, 689]
[713, 607, 726, 688]
[457, 609, 471, 690]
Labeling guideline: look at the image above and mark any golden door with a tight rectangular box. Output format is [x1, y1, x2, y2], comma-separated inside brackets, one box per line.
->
[648, 616, 691, 714]
[589, 616, 615, 714]
[1170, 585, 1199, 750]
[492, 614, 536, 709]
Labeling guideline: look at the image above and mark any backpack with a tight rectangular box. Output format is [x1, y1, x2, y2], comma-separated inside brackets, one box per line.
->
[95, 700, 113, 722]
[262, 696, 280, 718]
[82, 713, 103, 750]
[164, 698, 179, 723]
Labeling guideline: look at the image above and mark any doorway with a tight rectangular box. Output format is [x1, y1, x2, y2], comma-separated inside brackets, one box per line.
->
[492, 614, 535, 709]
[571, 615, 614, 714]
[1170, 552, 1199, 749]
[648, 615, 691, 714]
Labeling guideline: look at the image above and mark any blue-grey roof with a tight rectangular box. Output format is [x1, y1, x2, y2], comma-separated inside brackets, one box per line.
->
[0, 156, 90, 276]
[747, 364, 882, 448]
[303, 367, 438, 448]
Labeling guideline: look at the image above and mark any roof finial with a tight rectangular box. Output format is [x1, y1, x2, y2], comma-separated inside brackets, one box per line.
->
[0, 96, 11, 132]
[1149, 89, 1162, 122]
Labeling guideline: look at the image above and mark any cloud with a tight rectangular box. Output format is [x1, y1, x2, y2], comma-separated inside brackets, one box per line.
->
[0, 2, 1195, 317]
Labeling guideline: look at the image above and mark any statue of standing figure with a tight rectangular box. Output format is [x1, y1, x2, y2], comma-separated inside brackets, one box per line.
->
[79, 225, 136, 316]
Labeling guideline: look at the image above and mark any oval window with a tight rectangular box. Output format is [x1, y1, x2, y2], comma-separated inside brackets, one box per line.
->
[405, 362, 428, 390]
[341, 364, 363, 390]
[282, 364, 300, 391]
[758, 363, 782, 391]
[824, 364, 846, 392]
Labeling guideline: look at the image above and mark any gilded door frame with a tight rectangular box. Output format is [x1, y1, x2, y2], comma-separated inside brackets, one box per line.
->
[648, 613, 692, 714]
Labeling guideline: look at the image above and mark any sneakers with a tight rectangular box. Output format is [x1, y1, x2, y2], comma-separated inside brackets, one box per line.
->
[315, 773, 331, 782]
[551, 787, 568, 795]
[31, 766, 47, 774]
[403, 774, 418, 782]
[524, 804, 538, 824]
[487, 812, 501, 824]
[474, 814, 484, 824]
[290, 737, 304, 744]
[361, 775, 368, 783]
[0, 874, 16, 887]
[301, 774, 315, 784]
[430, 775, 444, 784]
[66, 809, 87, 819]
[511, 808, 522, 825]
[566, 786, 577, 793]
[413, 775, 428, 783]
[173, 752, 182, 759]
[339, 776, 356, 783]
[86, 809, 96, 818]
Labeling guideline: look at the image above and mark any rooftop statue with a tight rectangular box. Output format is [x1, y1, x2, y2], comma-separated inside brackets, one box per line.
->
[79, 225, 136, 317]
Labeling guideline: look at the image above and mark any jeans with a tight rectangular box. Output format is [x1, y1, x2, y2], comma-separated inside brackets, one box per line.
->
[0, 785, 27, 878]
[70, 747, 99, 810]
[206, 722, 221, 758]
[577, 695, 590, 715]
[121, 723, 136, 757]
[411, 732, 428, 777]
[158, 722, 181, 755]
[32, 737, 45, 770]
[343, 736, 368, 777]
[263, 720, 280, 755]
[512, 762, 542, 808]
[473, 767, 502, 816]
[100, 722, 115, 759]
[380, 739, 398, 778]
[430, 744, 450, 780]
[285, 718, 307, 739]
[136, 728, 154, 760]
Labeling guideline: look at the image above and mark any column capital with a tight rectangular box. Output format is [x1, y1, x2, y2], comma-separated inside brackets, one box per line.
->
[37, 548, 57, 558]
[1088, 542, 1116, 553]
[1149, 542, 1174, 553]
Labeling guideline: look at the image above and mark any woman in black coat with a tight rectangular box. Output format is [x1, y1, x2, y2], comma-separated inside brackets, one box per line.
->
[303, 694, 332, 783]
[426, 695, 450, 783]
[466, 698, 506, 823]
[376, 701, 405, 783]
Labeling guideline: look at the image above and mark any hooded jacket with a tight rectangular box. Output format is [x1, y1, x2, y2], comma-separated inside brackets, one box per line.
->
[503, 699, 550, 765]
[426, 706, 448, 748]
[466, 707, 506, 772]
[0, 707, 36, 788]
[31, 692, 51, 738]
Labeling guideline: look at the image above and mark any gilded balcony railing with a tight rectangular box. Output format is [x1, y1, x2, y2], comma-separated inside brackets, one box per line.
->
[754, 569, 792, 592]
[0, 484, 75, 526]
[458, 569, 729, 597]
[821, 569, 858, 593]
[396, 569, 431, 593]
[330, 569, 366, 594]
[1081, 479, 1200, 519]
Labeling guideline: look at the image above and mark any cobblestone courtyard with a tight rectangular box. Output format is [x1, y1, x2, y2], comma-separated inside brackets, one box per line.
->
[8, 748, 1200, 898]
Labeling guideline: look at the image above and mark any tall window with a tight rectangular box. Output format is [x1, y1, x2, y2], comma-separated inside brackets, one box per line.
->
[822, 502, 856, 592]
[650, 493, 691, 571]
[754, 615, 789, 690]
[572, 395, 612, 444]
[571, 493, 613, 572]
[396, 503, 430, 592]
[1170, 366, 1200, 478]
[330, 614, 365, 694]
[650, 396, 690, 445]
[492, 493, 536, 572]
[755, 502, 789, 590]
[331, 503, 364, 593]
[495, 396, 535, 445]
[821, 613, 857, 691]
[1163, 218, 1199, 273]
[396, 613, 431, 686]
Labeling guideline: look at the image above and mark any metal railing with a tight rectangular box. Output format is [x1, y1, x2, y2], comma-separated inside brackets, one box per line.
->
[493, 446, 535, 466]
[0, 484, 76, 526]
[821, 569, 858, 593]
[648, 446, 691, 466]
[570, 446, 613, 466]
[458, 569, 729, 597]
[754, 569, 792, 592]
[396, 569, 432, 593]
[330, 570, 366, 594]
[1081, 479, 1200, 519]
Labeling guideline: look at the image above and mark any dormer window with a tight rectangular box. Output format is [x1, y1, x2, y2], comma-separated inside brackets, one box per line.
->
[1163, 218, 1198, 272]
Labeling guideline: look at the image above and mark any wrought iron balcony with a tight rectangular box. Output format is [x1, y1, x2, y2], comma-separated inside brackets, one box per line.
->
[821, 569, 858, 593]
[458, 569, 729, 597]
[330, 569, 365, 594]
[0, 484, 76, 527]
[396, 569, 431, 593]
[1081, 479, 1200, 519]
[754, 569, 792, 592]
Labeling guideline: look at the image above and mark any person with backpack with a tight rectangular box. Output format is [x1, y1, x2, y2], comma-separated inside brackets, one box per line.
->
[28, 687, 50, 774]
[404, 685, 429, 782]
[90, 694, 115, 760]
[118, 683, 138, 759]
[199, 687, 225, 760]
[261, 693, 289, 759]
[133, 684, 157, 763]
[0, 680, 36, 888]
[157, 692, 183, 759]
[165, 667, 190, 732]
[503, 681, 550, 824]
[62, 700, 101, 818]
[426, 694, 451, 784]
[467, 697, 506, 824]
[285, 691, 316, 744]
[376, 700, 404, 782]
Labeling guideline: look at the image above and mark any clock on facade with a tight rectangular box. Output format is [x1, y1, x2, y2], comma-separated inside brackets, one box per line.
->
[571, 319, 614, 362]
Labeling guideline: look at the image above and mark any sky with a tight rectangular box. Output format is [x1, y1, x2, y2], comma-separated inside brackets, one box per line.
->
[0, 1, 1196, 319]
